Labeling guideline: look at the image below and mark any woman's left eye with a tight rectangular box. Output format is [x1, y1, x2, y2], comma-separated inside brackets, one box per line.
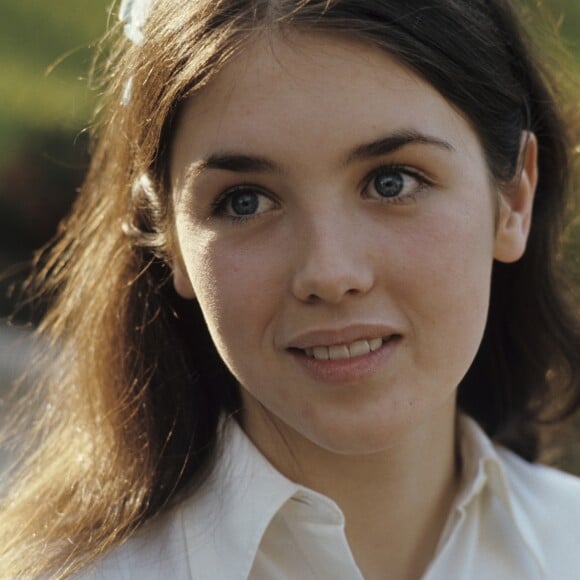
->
[364, 166, 429, 203]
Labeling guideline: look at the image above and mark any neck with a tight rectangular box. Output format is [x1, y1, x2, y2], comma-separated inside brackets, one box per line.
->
[241, 401, 460, 580]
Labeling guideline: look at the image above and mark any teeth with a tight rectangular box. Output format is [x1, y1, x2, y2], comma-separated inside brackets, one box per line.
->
[312, 346, 329, 360]
[305, 338, 385, 360]
[329, 345, 350, 360]
[349, 339, 371, 357]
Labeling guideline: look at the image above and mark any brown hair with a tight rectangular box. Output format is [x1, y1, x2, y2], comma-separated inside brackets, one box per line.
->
[1, 0, 578, 576]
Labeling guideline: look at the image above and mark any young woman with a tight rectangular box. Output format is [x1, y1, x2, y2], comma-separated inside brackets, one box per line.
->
[1, 0, 579, 577]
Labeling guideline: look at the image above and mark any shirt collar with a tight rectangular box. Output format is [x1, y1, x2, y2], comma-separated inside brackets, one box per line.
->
[179, 414, 548, 578]
[179, 417, 303, 580]
[455, 415, 547, 575]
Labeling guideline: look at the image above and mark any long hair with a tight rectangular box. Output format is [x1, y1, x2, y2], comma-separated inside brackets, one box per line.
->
[1, 0, 578, 576]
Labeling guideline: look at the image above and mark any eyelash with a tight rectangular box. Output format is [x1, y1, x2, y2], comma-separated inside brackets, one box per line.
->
[210, 164, 433, 222]
[210, 185, 275, 224]
[363, 164, 432, 205]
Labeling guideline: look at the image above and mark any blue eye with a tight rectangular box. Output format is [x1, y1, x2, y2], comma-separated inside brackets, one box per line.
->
[365, 166, 429, 203]
[214, 186, 278, 220]
[230, 191, 260, 215]
[373, 172, 405, 198]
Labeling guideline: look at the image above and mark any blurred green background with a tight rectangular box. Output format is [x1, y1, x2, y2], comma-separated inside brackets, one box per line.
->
[0, 0, 578, 472]
[0, 1, 109, 272]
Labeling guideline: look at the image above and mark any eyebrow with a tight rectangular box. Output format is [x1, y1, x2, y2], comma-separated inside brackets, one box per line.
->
[188, 129, 455, 178]
[344, 129, 454, 166]
[197, 153, 279, 174]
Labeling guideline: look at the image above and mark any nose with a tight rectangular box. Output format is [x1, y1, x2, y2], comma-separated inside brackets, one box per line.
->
[291, 213, 375, 304]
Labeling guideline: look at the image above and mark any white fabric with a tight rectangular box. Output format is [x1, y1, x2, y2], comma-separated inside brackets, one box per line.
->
[84, 416, 580, 579]
[119, 0, 154, 45]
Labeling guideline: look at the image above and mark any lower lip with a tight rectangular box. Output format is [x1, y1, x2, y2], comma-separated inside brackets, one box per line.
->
[289, 336, 401, 384]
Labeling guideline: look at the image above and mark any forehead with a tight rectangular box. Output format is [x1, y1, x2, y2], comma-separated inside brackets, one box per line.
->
[170, 31, 483, 178]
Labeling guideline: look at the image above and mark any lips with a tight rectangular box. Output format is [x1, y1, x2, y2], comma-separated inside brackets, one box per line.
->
[286, 324, 401, 362]
[287, 328, 402, 384]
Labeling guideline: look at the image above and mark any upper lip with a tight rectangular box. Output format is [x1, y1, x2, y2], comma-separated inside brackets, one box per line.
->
[284, 324, 402, 350]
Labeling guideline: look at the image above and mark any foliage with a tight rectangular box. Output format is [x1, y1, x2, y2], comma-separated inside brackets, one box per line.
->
[0, 0, 109, 158]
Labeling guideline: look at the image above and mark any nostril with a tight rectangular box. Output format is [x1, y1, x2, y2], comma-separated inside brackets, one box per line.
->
[305, 293, 321, 304]
[291, 259, 374, 304]
[302, 286, 362, 305]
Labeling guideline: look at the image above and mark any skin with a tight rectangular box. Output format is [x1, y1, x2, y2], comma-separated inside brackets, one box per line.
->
[170, 32, 536, 579]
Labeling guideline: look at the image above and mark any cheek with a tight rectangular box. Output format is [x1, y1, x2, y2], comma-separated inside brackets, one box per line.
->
[398, 207, 495, 379]
[181, 233, 285, 359]
[413, 221, 493, 306]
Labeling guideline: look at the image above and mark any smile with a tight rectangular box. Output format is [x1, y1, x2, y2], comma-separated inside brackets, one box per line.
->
[304, 337, 386, 360]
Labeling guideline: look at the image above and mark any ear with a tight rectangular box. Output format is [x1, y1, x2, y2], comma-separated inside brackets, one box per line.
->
[173, 262, 196, 299]
[493, 132, 538, 263]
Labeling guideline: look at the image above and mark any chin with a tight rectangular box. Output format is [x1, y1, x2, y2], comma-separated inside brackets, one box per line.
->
[296, 392, 457, 457]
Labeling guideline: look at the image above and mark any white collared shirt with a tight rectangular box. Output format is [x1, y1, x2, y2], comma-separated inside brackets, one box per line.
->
[85, 416, 580, 579]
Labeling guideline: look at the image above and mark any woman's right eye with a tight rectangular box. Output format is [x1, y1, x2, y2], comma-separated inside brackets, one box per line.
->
[213, 187, 278, 220]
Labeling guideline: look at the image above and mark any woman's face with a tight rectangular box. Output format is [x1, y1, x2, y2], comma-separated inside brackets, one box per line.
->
[170, 32, 529, 456]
